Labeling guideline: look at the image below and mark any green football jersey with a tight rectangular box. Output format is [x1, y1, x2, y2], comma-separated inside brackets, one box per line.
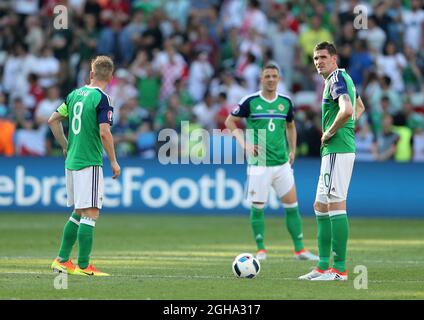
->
[321, 68, 357, 157]
[231, 91, 294, 166]
[57, 85, 114, 170]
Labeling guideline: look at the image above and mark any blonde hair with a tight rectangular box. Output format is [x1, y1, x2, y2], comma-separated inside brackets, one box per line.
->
[91, 56, 114, 81]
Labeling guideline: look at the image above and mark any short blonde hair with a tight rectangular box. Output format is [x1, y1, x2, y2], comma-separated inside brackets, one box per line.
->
[91, 56, 114, 81]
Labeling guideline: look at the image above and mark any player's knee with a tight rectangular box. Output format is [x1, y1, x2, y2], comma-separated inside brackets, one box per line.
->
[314, 201, 327, 213]
[252, 202, 265, 209]
[282, 202, 298, 209]
[328, 198, 346, 211]
[81, 208, 99, 220]
[75, 209, 83, 216]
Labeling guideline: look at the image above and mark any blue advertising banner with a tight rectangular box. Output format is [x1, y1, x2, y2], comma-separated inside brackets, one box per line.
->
[0, 157, 423, 217]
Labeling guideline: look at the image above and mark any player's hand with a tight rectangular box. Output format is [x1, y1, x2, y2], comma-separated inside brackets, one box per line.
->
[244, 143, 258, 157]
[321, 130, 334, 144]
[111, 161, 121, 179]
[62, 148, 67, 158]
[289, 151, 295, 165]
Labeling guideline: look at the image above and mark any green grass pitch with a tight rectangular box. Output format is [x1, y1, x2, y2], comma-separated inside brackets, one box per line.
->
[0, 213, 423, 300]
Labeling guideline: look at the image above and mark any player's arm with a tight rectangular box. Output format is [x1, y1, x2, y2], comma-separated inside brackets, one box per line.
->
[286, 121, 297, 165]
[355, 96, 365, 120]
[285, 101, 296, 165]
[99, 123, 120, 179]
[322, 94, 354, 143]
[97, 95, 121, 179]
[225, 101, 257, 156]
[225, 115, 248, 148]
[48, 109, 68, 157]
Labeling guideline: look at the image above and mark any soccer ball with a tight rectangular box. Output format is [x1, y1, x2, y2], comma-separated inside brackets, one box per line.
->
[232, 253, 260, 278]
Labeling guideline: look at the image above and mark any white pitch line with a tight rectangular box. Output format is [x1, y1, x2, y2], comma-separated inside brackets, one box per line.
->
[1, 271, 424, 283]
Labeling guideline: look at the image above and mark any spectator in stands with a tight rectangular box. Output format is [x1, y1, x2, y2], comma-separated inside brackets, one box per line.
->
[193, 91, 219, 132]
[130, 49, 161, 114]
[268, 13, 298, 90]
[403, 46, 423, 93]
[401, 0, 424, 53]
[299, 15, 333, 66]
[97, 18, 124, 65]
[348, 39, 374, 90]
[376, 41, 407, 92]
[337, 22, 356, 69]
[239, 0, 268, 38]
[24, 15, 43, 55]
[109, 68, 138, 121]
[237, 51, 261, 93]
[373, 113, 400, 161]
[119, 9, 146, 66]
[188, 51, 214, 103]
[154, 38, 187, 102]
[76, 13, 99, 65]
[33, 45, 60, 89]
[0, 92, 14, 156]
[358, 15, 386, 56]
[369, 76, 402, 116]
[2, 42, 36, 99]
[412, 126, 424, 162]
[35, 85, 61, 126]
[0, 0, 422, 162]
[113, 103, 139, 157]
[355, 121, 375, 161]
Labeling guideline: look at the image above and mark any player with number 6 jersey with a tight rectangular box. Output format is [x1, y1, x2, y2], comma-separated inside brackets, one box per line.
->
[225, 64, 318, 262]
[48, 56, 121, 276]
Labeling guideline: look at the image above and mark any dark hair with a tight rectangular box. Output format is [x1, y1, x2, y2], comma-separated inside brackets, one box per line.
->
[262, 63, 280, 73]
[314, 41, 337, 55]
[249, 0, 260, 8]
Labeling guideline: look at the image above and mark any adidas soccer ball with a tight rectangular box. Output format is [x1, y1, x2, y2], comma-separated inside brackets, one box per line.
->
[232, 253, 260, 278]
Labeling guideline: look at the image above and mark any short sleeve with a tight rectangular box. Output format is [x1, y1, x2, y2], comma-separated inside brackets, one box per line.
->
[286, 99, 294, 122]
[97, 93, 114, 125]
[231, 96, 252, 118]
[329, 72, 348, 100]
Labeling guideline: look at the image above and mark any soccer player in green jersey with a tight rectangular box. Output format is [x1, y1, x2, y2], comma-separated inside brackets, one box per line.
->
[225, 64, 318, 262]
[49, 56, 121, 276]
[299, 42, 365, 281]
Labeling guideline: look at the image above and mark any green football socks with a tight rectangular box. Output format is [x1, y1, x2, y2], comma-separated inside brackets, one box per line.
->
[316, 212, 331, 271]
[285, 205, 304, 252]
[57, 212, 80, 262]
[250, 206, 265, 250]
[330, 212, 349, 272]
[77, 217, 96, 269]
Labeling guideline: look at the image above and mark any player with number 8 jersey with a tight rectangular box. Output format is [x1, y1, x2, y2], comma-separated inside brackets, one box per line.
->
[48, 56, 120, 276]
[57, 86, 113, 170]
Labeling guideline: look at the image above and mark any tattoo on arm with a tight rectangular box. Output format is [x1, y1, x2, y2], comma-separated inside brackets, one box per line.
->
[339, 94, 351, 103]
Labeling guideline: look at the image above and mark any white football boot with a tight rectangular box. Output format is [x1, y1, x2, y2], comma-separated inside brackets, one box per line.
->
[310, 268, 348, 281]
[298, 268, 329, 280]
[256, 250, 267, 261]
[294, 249, 319, 261]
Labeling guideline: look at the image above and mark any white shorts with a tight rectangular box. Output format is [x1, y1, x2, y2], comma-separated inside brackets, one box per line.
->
[246, 162, 295, 203]
[315, 153, 355, 204]
[66, 166, 104, 209]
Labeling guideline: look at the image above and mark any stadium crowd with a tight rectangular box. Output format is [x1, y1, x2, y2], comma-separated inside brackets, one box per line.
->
[0, 0, 423, 161]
